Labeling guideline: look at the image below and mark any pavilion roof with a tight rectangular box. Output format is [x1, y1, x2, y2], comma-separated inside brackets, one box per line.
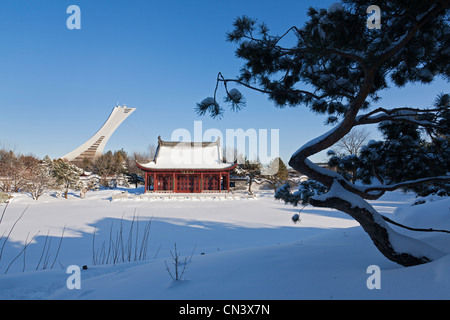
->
[137, 136, 236, 170]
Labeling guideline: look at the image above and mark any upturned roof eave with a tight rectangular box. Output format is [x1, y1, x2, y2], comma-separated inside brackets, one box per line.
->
[136, 161, 238, 172]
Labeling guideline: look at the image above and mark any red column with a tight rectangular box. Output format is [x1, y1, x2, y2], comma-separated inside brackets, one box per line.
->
[144, 173, 148, 193]
[227, 171, 230, 192]
[200, 172, 203, 192]
[173, 172, 176, 192]
[153, 173, 157, 192]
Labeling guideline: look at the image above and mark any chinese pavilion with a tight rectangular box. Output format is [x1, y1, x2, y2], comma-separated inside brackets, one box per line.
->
[136, 136, 237, 193]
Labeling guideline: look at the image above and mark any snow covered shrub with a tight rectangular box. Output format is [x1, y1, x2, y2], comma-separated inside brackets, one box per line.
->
[357, 120, 450, 197]
[328, 153, 361, 183]
[0, 192, 9, 203]
[275, 180, 327, 207]
[51, 158, 83, 199]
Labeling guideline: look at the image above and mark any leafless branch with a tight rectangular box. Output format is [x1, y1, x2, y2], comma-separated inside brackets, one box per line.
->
[362, 175, 450, 193]
[164, 243, 188, 281]
[382, 215, 450, 234]
[216, 72, 325, 100]
[355, 106, 449, 129]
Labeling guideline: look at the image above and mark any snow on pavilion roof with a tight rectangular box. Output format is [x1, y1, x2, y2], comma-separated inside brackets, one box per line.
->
[137, 136, 235, 170]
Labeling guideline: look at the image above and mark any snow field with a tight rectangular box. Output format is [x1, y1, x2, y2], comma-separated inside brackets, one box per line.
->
[0, 188, 449, 299]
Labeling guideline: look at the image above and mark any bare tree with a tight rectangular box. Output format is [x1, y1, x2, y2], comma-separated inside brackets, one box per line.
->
[335, 128, 370, 156]
[147, 144, 157, 160]
[164, 243, 188, 281]
[0, 149, 23, 194]
[22, 156, 55, 200]
[125, 145, 158, 188]
[328, 128, 370, 184]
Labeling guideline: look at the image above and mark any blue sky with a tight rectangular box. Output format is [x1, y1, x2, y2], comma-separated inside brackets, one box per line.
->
[0, 0, 447, 165]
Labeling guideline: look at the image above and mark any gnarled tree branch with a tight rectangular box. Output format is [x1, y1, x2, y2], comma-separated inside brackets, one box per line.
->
[362, 175, 450, 193]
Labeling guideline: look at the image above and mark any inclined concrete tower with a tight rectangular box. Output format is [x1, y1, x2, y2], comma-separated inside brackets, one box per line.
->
[62, 105, 136, 165]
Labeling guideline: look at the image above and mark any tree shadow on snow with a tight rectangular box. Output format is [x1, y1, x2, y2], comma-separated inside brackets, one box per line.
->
[0, 213, 336, 275]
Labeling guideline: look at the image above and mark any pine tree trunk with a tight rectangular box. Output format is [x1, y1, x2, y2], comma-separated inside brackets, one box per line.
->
[309, 192, 436, 267]
[289, 115, 444, 266]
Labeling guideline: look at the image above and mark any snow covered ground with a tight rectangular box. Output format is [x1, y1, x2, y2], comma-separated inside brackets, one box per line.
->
[0, 188, 449, 300]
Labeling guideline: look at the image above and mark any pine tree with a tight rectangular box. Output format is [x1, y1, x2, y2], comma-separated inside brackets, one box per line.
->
[125, 152, 146, 188]
[126, 173, 144, 188]
[197, 1, 450, 266]
[327, 152, 361, 184]
[52, 158, 83, 199]
[93, 150, 128, 188]
[357, 114, 450, 196]
[234, 157, 261, 194]
[264, 157, 289, 190]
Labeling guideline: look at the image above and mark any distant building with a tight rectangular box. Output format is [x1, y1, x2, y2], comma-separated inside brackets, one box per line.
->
[62, 105, 135, 166]
[137, 136, 237, 193]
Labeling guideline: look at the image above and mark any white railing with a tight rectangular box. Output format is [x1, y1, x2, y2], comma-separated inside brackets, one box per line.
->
[111, 191, 257, 201]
